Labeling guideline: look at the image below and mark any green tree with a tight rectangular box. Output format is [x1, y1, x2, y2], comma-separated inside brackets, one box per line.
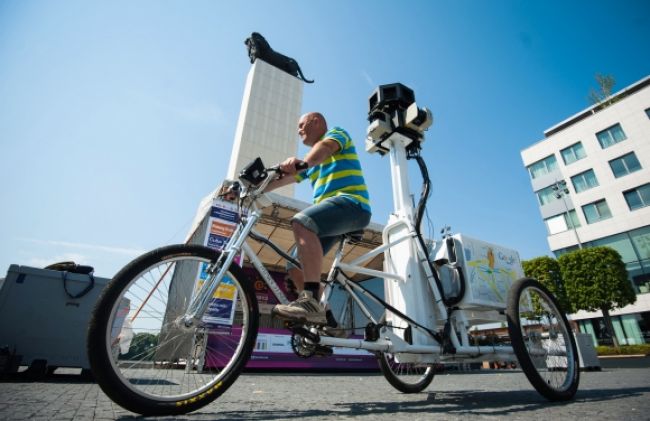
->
[558, 247, 636, 348]
[588, 73, 617, 108]
[122, 332, 159, 361]
[522, 256, 573, 313]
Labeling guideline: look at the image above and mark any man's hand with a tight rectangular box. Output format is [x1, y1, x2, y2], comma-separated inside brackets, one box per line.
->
[279, 157, 306, 176]
[264, 158, 304, 192]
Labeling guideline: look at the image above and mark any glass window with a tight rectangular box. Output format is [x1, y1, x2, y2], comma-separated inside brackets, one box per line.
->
[638, 311, 650, 343]
[596, 123, 627, 148]
[610, 152, 642, 178]
[624, 183, 650, 211]
[627, 261, 650, 292]
[567, 209, 581, 229]
[582, 199, 612, 224]
[560, 142, 586, 165]
[621, 315, 643, 345]
[591, 233, 638, 263]
[591, 317, 614, 346]
[545, 210, 581, 235]
[545, 214, 568, 235]
[578, 320, 598, 346]
[571, 169, 599, 193]
[631, 226, 650, 260]
[528, 155, 558, 179]
[536, 185, 558, 205]
[552, 245, 581, 258]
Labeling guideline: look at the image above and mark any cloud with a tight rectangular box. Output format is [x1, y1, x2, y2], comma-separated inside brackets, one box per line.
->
[27, 252, 90, 268]
[361, 70, 375, 88]
[19, 238, 146, 257]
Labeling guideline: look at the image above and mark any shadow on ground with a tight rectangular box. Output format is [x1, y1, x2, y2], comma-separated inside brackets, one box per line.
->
[107, 386, 650, 420]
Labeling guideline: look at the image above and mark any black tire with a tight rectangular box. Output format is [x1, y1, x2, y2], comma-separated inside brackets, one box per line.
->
[377, 352, 436, 393]
[87, 244, 259, 416]
[506, 277, 579, 401]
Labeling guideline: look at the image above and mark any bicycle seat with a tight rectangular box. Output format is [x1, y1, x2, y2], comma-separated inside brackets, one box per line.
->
[344, 230, 365, 243]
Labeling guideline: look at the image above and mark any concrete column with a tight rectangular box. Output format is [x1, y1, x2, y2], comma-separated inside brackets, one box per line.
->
[227, 59, 303, 197]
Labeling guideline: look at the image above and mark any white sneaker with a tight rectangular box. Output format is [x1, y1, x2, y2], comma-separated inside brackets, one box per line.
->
[272, 291, 327, 325]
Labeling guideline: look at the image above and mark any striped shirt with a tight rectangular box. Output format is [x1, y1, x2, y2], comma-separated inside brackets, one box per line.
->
[295, 127, 371, 213]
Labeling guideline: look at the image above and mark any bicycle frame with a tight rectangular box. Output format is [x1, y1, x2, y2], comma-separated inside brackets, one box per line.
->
[183, 132, 526, 364]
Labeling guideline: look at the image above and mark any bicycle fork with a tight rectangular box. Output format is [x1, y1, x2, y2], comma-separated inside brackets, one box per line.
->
[182, 211, 261, 326]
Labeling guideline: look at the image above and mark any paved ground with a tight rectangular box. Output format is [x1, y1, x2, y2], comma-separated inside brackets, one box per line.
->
[1, 367, 649, 420]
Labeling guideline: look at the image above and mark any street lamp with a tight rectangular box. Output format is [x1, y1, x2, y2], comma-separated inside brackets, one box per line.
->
[552, 180, 583, 249]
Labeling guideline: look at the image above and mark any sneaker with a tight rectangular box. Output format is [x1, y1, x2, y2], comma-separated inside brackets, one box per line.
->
[321, 325, 349, 339]
[272, 291, 327, 325]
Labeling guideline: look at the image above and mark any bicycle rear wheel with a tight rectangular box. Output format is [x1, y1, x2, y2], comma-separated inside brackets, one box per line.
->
[377, 352, 436, 393]
[506, 277, 579, 401]
[87, 244, 259, 415]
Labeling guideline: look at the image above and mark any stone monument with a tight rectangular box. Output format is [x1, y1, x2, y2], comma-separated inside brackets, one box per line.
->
[226, 33, 312, 197]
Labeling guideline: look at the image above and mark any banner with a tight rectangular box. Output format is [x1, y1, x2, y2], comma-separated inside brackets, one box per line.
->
[198, 198, 377, 370]
[193, 199, 244, 327]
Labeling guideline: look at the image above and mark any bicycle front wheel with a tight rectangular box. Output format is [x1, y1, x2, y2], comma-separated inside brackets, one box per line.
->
[87, 244, 259, 416]
[506, 277, 579, 401]
[377, 352, 436, 393]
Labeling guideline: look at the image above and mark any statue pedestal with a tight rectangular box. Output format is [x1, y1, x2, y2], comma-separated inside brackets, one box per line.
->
[227, 59, 303, 198]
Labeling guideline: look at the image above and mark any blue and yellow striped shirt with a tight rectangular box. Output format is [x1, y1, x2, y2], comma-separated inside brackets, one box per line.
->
[295, 127, 371, 213]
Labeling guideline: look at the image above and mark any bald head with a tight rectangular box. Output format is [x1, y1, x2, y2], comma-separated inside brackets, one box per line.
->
[298, 112, 328, 146]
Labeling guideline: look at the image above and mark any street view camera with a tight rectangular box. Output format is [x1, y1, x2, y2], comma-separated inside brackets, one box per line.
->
[365, 83, 433, 155]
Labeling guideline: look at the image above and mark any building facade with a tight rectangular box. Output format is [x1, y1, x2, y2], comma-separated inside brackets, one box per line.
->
[521, 75, 650, 345]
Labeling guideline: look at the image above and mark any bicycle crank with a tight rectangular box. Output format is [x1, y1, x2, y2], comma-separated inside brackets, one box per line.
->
[289, 325, 333, 358]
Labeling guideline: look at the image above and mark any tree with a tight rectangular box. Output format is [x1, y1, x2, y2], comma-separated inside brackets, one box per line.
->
[558, 247, 636, 348]
[122, 332, 159, 361]
[522, 256, 573, 313]
[588, 73, 617, 108]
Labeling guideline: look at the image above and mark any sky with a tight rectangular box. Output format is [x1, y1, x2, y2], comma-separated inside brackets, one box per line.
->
[1, 0, 649, 278]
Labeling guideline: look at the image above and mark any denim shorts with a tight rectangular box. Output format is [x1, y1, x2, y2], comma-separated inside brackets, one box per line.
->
[287, 195, 372, 270]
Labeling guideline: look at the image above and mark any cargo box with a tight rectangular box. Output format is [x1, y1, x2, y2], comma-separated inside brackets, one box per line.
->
[431, 234, 525, 310]
[0, 265, 112, 370]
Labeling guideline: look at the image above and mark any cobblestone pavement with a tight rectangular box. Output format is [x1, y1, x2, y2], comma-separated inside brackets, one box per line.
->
[1, 368, 649, 420]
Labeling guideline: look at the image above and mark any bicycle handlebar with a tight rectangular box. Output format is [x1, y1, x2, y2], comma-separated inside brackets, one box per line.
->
[266, 160, 308, 176]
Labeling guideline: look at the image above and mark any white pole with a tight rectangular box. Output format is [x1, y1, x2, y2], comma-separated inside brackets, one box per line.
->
[387, 133, 415, 221]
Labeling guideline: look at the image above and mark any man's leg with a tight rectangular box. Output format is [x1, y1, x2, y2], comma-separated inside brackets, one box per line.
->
[269, 220, 328, 325]
[273, 196, 371, 325]
[292, 220, 323, 298]
[285, 234, 337, 299]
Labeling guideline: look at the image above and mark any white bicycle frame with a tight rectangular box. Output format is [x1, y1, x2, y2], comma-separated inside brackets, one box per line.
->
[185, 131, 523, 364]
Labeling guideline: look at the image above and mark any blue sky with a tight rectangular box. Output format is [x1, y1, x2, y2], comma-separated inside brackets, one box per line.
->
[1, 0, 649, 278]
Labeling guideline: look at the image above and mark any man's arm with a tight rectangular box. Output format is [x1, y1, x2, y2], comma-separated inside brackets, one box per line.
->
[265, 172, 297, 192]
[304, 138, 340, 167]
[266, 137, 340, 192]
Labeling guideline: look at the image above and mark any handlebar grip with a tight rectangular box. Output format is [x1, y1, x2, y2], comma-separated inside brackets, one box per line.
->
[267, 161, 308, 176]
[295, 161, 308, 171]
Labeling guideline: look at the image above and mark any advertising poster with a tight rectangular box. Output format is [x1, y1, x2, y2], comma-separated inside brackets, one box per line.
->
[240, 267, 377, 370]
[201, 198, 377, 370]
[193, 199, 243, 327]
[206, 201, 241, 253]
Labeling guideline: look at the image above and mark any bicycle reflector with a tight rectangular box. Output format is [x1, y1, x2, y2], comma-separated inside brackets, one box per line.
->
[239, 157, 268, 186]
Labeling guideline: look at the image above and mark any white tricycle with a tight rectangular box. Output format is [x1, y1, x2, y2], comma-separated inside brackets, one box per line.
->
[87, 83, 579, 416]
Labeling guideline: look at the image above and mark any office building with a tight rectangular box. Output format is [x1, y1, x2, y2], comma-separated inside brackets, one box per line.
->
[521, 75, 650, 345]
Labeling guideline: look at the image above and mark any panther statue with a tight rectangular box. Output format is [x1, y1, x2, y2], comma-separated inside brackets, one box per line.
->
[245, 32, 314, 84]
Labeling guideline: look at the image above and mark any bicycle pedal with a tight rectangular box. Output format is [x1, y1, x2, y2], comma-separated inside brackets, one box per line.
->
[313, 344, 333, 357]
